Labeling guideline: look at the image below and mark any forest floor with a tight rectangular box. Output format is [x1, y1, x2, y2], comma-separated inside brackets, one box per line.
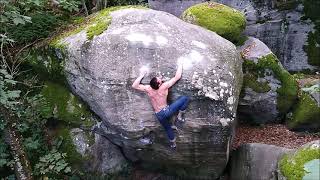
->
[232, 123, 320, 149]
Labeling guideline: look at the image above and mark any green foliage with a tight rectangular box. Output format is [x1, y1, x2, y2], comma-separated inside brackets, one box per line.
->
[181, 2, 246, 43]
[34, 149, 71, 176]
[0, 140, 14, 169]
[280, 147, 320, 180]
[58, 0, 81, 12]
[0, 68, 21, 109]
[243, 54, 298, 115]
[302, 0, 320, 68]
[8, 12, 59, 45]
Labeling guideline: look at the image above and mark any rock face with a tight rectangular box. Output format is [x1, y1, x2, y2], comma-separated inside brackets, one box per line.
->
[148, 0, 207, 17]
[58, 8, 243, 178]
[89, 132, 128, 174]
[230, 143, 291, 180]
[278, 140, 320, 180]
[70, 128, 127, 174]
[238, 37, 298, 124]
[214, 0, 319, 72]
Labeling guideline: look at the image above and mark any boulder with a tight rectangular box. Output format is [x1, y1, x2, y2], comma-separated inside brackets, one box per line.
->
[54, 7, 243, 179]
[278, 140, 320, 180]
[286, 76, 320, 131]
[239, 37, 298, 124]
[214, 0, 320, 72]
[89, 130, 128, 174]
[181, 2, 246, 43]
[230, 143, 291, 180]
[148, 0, 207, 17]
[69, 128, 128, 175]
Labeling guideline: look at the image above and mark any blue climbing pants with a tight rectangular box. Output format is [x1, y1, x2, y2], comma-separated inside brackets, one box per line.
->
[155, 96, 189, 141]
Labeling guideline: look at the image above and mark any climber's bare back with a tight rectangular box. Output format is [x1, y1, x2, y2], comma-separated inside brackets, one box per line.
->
[145, 85, 169, 113]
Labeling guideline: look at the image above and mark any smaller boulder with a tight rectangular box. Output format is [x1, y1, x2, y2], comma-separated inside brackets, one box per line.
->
[230, 143, 291, 180]
[239, 37, 298, 124]
[181, 2, 246, 43]
[278, 140, 320, 180]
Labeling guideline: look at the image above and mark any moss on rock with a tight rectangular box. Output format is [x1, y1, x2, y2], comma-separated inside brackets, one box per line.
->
[287, 91, 320, 129]
[181, 2, 246, 43]
[243, 73, 271, 93]
[50, 5, 147, 46]
[279, 143, 320, 180]
[243, 53, 298, 115]
[41, 81, 94, 127]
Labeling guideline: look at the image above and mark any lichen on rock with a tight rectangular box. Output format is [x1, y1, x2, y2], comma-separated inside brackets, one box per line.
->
[181, 2, 246, 43]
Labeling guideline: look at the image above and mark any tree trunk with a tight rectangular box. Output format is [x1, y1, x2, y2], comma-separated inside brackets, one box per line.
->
[94, 0, 108, 11]
[0, 106, 33, 180]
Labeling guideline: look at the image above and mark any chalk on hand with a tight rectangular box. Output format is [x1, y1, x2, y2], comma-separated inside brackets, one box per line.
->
[139, 65, 149, 75]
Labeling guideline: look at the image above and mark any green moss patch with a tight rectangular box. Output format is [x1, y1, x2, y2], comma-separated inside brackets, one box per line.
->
[41, 81, 94, 127]
[288, 91, 320, 129]
[57, 127, 84, 166]
[181, 2, 246, 43]
[50, 5, 147, 46]
[280, 146, 320, 180]
[243, 73, 271, 93]
[243, 53, 298, 115]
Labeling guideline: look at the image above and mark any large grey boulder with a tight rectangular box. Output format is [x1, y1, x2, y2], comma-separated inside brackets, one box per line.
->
[57, 8, 243, 179]
[230, 143, 291, 180]
[214, 0, 319, 72]
[148, 0, 207, 17]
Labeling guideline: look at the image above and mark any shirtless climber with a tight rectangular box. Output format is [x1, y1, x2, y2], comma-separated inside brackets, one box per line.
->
[132, 62, 189, 149]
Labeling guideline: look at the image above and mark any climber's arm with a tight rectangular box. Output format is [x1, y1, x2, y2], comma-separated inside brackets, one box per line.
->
[162, 61, 183, 89]
[132, 73, 148, 92]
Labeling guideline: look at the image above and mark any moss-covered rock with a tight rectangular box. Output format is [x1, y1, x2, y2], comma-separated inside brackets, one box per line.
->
[286, 76, 320, 131]
[287, 92, 320, 131]
[239, 37, 299, 124]
[50, 5, 147, 47]
[41, 81, 95, 127]
[279, 140, 320, 180]
[181, 2, 246, 43]
[254, 54, 298, 115]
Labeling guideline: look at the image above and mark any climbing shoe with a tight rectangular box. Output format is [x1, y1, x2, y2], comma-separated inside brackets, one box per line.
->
[169, 141, 177, 150]
[177, 110, 186, 122]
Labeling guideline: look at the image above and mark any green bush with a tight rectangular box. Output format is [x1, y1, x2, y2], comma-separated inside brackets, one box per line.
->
[8, 12, 59, 44]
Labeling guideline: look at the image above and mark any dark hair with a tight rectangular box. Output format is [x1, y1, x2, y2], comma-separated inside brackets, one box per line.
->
[150, 77, 160, 90]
